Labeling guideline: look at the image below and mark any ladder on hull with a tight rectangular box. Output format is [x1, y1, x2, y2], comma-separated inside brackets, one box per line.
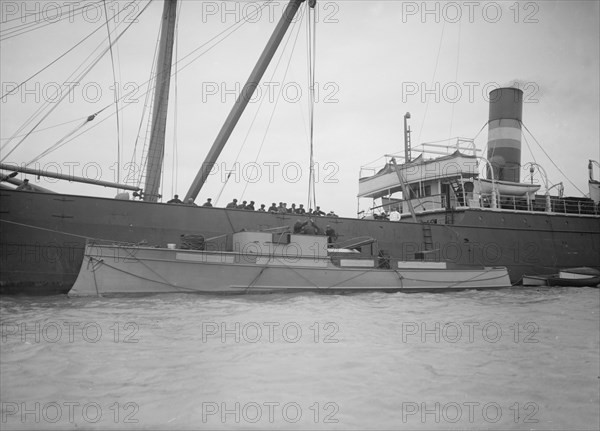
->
[422, 223, 434, 252]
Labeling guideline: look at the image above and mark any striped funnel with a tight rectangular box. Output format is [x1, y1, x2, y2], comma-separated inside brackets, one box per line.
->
[487, 87, 523, 183]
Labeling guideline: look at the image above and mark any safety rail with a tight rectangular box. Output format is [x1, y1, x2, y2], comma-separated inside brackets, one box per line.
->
[359, 191, 599, 218]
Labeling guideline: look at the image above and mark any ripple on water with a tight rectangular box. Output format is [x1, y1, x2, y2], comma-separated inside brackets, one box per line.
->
[1, 288, 599, 430]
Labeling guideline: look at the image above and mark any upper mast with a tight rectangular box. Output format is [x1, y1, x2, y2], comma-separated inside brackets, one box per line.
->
[143, 0, 178, 202]
[403, 112, 411, 163]
[185, 0, 313, 202]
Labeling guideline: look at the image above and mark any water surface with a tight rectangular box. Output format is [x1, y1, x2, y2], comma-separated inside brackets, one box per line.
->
[1, 287, 599, 430]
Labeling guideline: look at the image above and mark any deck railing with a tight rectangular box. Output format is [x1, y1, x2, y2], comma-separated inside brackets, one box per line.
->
[360, 191, 599, 219]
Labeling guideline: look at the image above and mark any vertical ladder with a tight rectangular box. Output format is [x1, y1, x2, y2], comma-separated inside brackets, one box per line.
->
[449, 179, 464, 206]
[422, 223, 434, 252]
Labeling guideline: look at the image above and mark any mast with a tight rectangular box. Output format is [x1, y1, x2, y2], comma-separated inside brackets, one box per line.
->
[143, 0, 178, 202]
[389, 158, 417, 223]
[185, 0, 311, 202]
[403, 112, 411, 163]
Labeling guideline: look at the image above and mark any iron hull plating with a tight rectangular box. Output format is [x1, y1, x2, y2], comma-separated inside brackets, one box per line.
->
[1, 189, 599, 294]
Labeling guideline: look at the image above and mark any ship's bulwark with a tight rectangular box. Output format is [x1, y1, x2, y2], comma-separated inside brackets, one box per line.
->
[1, 189, 599, 294]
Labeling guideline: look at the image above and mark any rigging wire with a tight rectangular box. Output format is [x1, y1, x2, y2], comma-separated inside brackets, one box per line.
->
[1, 10, 116, 100]
[448, 21, 461, 139]
[1, 8, 129, 154]
[171, 0, 183, 198]
[0, 1, 98, 25]
[361, 121, 489, 170]
[24, 112, 104, 166]
[0, 118, 85, 140]
[216, 9, 302, 204]
[118, 0, 273, 192]
[3, 1, 269, 172]
[0, 0, 140, 137]
[417, 21, 446, 142]
[170, 1, 275, 75]
[521, 121, 585, 195]
[239, 13, 305, 202]
[62, 0, 272, 176]
[306, 3, 317, 211]
[129, 18, 162, 187]
[103, 0, 122, 184]
[0, 0, 107, 40]
[146, 2, 275, 194]
[520, 129, 538, 166]
[0, 1, 152, 163]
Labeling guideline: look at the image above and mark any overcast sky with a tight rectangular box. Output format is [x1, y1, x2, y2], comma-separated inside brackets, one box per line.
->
[1, 0, 599, 216]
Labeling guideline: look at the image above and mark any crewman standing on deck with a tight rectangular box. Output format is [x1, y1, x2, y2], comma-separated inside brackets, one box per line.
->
[167, 194, 183, 204]
[293, 219, 308, 233]
[301, 218, 322, 235]
[16, 179, 34, 191]
[325, 225, 338, 244]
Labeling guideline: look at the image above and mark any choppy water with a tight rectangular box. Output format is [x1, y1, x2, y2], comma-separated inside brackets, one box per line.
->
[1, 287, 599, 430]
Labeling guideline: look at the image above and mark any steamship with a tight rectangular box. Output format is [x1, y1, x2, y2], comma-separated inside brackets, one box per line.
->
[1, 0, 599, 294]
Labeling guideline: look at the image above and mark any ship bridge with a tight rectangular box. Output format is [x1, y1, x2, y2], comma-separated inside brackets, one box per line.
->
[357, 142, 597, 219]
[359, 143, 481, 214]
[359, 150, 479, 199]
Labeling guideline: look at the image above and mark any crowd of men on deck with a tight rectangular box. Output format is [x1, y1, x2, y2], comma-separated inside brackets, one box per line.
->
[166, 195, 339, 217]
[166, 195, 339, 242]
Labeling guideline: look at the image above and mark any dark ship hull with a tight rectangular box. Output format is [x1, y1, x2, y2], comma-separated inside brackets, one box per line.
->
[2, 189, 599, 294]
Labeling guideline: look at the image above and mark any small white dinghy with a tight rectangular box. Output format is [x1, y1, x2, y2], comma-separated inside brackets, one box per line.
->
[69, 231, 512, 296]
[522, 267, 600, 287]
